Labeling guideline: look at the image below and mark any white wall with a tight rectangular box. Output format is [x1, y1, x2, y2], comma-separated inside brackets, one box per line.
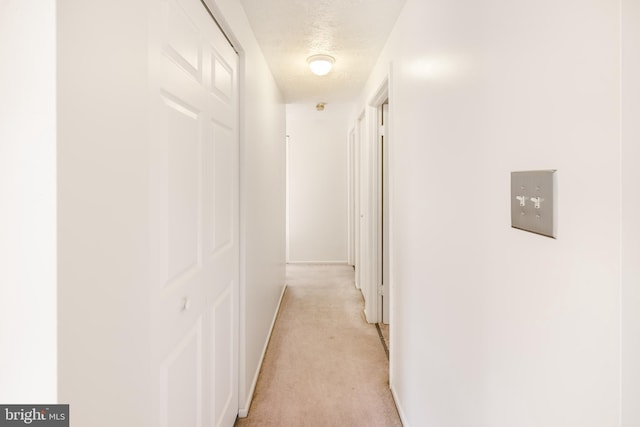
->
[621, 0, 640, 425]
[355, 0, 627, 425]
[286, 103, 351, 263]
[203, 0, 287, 415]
[57, 1, 151, 424]
[0, 0, 57, 403]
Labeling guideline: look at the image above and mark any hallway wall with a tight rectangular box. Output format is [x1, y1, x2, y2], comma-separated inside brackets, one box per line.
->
[286, 103, 351, 263]
[57, 1, 157, 423]
[0, 0, 57, 403]
[355, 0, 631, 425]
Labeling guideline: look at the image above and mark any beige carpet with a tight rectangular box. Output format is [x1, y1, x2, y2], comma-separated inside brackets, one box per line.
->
[235, 264, 402, 427]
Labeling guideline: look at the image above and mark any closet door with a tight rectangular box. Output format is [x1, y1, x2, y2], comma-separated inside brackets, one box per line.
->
[149, 0, 239, 425]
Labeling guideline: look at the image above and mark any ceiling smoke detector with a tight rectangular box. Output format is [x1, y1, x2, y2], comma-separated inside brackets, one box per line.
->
[307, 55, 335, 76]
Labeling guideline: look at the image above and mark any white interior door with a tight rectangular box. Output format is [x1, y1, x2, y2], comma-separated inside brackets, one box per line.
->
[354, 120, 360, 288]
[356, 115, 366, 298]
[348, 128, 356, 267]
[149, 0, 239, 425]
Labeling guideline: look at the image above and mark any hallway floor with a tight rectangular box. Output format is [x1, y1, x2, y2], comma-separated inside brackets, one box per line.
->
[235, 264, 401, 427]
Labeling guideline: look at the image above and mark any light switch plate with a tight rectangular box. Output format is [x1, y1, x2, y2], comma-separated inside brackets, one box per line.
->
[511, 170, 557, 238]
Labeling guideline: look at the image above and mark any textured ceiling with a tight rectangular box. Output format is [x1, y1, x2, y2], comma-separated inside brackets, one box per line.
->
[239, 0, 407, 104]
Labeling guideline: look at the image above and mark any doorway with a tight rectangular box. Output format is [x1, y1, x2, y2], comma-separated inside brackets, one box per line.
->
[367, 79, 391, 361]
[368, 77, 390, 328]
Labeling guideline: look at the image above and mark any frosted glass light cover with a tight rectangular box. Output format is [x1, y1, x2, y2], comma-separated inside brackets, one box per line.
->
[307, 55, 334, 76]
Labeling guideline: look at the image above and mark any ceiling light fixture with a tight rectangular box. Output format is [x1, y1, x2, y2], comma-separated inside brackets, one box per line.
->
[307, 54, 335, 76]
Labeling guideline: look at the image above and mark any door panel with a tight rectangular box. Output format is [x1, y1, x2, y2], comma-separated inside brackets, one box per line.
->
[211, 286, 234, 427]
[150, 0, 239, 425]
[161, 321, 203, 427]
[210, 52, 233, 101]
[165, 94, 200, 283]
[166, 0, 202, 80]
[212, 122, 233, 255]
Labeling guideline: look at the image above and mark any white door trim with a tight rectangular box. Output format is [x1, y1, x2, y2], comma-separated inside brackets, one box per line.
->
[355, 109, 366, 291]
[347, 127, 356, 267]
[367, 75, 390, 325]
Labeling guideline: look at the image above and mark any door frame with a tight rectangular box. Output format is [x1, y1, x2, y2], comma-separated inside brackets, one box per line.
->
[347, 127, 356, 267]
[364, 76, 391, 325]
[378, 101, 390, 324]
[355, 110, 366, 291]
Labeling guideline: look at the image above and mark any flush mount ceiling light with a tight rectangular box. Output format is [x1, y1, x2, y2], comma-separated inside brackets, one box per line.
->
[307, 54, 335, 76]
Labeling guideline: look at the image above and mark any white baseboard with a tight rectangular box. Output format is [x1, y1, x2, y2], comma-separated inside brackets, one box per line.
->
[286, 260, 349, 265]
[390, 383, 408, 427]
[238, 283, 288, 418]
[363, 307, 376, 324]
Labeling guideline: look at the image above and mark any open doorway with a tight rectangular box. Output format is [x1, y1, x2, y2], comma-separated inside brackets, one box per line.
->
[369, 79, 390, 327]
[357, 78, 391, 346]
[376, 99, 390, 359]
